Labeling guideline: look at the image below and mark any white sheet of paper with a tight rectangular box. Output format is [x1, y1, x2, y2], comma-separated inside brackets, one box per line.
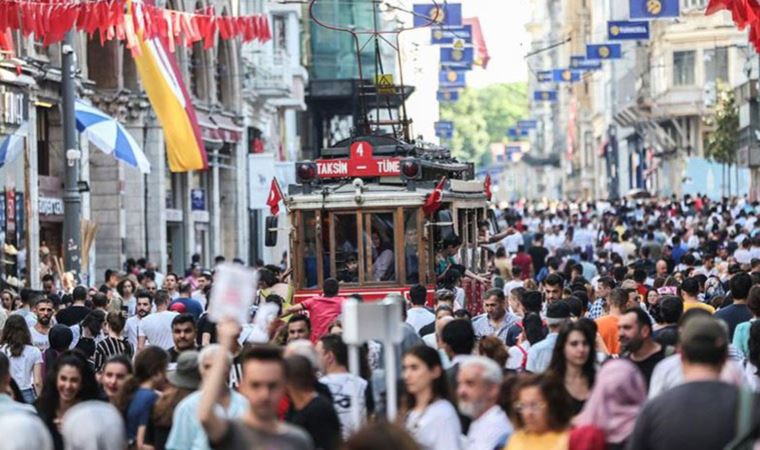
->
[208, 263, 257, 325]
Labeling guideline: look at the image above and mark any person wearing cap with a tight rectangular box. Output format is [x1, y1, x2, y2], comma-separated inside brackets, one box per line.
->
[627, 315, 760, 450]
[680, 277, 715, 314]
[526, 300, 571, 373]
[146, 350, 202, 449]
[166, 345, 248, 450]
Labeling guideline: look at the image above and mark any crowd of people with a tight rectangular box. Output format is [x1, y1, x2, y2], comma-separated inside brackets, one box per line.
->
[0, 194, 759, 449]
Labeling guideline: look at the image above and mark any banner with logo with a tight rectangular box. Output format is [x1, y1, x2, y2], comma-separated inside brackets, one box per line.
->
[608, 20, 650, 40]
[537, 70, 553, 83]
[533, 90, 558, 102]
[431, 24, 472, 44]
[437, 90, 460, 102]
[570, 56, 602, 71]
[439, 69, 467, 88]
[435, 121, 454, 139]
[586, 43, 622, 60]
[440, 46, 474, 69]
[413, 3, 462, 27]
[552, 69, 581, 82]
[629, 0, 679, 19]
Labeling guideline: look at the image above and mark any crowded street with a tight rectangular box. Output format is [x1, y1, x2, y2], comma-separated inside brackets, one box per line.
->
[2, 0, 760, 449]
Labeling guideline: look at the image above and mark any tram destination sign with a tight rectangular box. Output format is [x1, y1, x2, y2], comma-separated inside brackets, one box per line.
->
[315, 141, 401, 178]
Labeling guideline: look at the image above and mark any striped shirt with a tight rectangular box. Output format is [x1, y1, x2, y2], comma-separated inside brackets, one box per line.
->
[93, 337, 134, 372]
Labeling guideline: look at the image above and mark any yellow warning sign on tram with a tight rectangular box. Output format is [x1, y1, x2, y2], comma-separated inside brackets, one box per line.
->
[376, 74, 395, 95]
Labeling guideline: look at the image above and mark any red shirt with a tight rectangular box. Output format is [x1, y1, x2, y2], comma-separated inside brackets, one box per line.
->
[302, 295, 345, 342]
[513, 252, 533, 280]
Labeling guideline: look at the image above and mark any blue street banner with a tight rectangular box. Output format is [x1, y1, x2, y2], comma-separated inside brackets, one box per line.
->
[570, 56, 602, 71]
[629, 0, 679, 19]
[533, 90, 558, 102]
[431, 24, 472, 45]
[518, 119, 538, 130]
[533, 90, 557, 102]
[608, 20, 650, 40]
[537, 70, 553, 83]
[586, 43, 622, 60]
[552, 68, 581, 82]
[440, 47, 474, 68]
[439, 69, 466, 88]
[437, 90, 460, 102]
[413, 3, 462, 27]
[435, 121, 454, 138]
[507, 127, 519, 139]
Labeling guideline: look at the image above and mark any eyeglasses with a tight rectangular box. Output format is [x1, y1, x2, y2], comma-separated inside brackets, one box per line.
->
[513, 402, 547, 413]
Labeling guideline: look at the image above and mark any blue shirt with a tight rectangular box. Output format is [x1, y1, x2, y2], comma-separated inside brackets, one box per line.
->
[169, 298, 204, 320]
[472, 312, 520, 343]
[126, 388, 159, 441]
[165, 390, 248, 450]
[526, 332, 558, 373]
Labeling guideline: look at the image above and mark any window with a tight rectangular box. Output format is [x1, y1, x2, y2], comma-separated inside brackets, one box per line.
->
[704, 47, 729, 83]
[404, 210, 420, 284]
[36, 107, 50, 176]
[333, 213, 359, 283]
[673, 50, 695, 86]
[189, 42, 205, 100]
[364, 212, 396, 282]
[302, 211, 319, 288]
[273, 15, 287, 54]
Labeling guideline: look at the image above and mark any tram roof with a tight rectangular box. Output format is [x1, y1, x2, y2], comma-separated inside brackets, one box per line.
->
[286, 179, 488, 210]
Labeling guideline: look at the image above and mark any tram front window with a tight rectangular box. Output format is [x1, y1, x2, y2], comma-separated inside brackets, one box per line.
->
[404, 210, 419, 284]
[365, 213, 395, 282]
[334, 214, 359, 283]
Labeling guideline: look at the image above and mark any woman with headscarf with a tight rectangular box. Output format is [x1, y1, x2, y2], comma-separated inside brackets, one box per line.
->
[570, 359, 648, 450]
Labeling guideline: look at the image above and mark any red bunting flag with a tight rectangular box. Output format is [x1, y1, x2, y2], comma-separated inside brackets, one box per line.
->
[484, 174, 492, 201]
[0, 0, 272, 51]
[267, 178, 285, 216]
[423, 177, 447, 215]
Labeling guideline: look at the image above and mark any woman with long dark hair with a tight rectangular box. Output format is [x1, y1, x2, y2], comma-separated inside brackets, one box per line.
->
[1, 315, 43, 403]
[507, 313, 546, 371]
[35, 350, 99, 450]
[115, 346, 169, 449]
[402, 345, 462, 450]
[546, 319, 596, 415]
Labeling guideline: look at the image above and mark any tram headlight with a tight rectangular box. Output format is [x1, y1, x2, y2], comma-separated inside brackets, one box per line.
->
[400, 158, 422, 180]
[296, 162, 318, 183]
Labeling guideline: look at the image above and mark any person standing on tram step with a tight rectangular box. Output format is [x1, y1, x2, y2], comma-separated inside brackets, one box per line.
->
[282, 278, 345, 343]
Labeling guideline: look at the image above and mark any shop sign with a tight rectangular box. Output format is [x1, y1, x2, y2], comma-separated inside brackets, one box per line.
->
[38, 196, 64, 216]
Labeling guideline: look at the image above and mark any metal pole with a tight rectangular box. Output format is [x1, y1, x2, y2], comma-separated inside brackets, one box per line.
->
[61, 31, 81, 275]
[384, 341, 397, 421]
[347, 344, 362, 430]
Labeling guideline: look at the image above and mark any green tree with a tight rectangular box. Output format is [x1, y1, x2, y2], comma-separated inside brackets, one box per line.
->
[440, 82, 528, 167]
[704, 81, 739, 195]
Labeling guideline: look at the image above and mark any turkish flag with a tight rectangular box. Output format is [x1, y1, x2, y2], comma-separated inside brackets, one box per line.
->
[267, 178, 284, 216]
[484, 174, 492, 200]
[423, 177, 447, 215]
[706, 0, 732, 15]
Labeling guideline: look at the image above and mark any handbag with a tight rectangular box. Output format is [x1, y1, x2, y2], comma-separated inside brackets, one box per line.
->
[724, 388, 759, 450]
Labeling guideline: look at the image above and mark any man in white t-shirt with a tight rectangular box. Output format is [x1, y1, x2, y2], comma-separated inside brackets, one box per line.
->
[405, 285, 435, 334]
[316, 334, 368, 440]
[29, 297, 53, 353]
[126, 291, 153, 350]
[138, 290, 178, 350]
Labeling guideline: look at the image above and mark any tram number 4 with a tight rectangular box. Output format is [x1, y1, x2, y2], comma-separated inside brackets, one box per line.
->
[315, 141, 401, 178]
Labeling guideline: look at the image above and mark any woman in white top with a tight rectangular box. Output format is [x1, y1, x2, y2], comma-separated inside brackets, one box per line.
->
[1, 315, 43, 403]
[403, 345, 462, 450]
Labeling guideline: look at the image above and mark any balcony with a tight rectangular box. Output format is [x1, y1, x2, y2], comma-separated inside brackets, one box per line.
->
[244, 51, 306, 109]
